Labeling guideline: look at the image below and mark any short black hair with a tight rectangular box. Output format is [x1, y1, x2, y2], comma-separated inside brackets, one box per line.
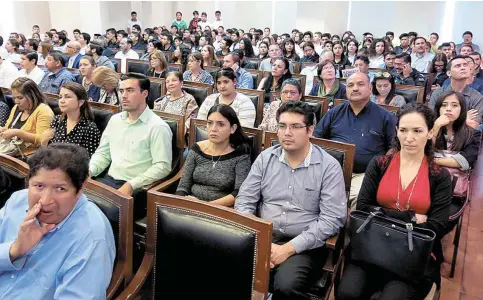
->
[22, 50, 39, 64]
[430, 32, 439, 40]
[26, 39, 39, 51]
[81, 32, 91, 44]
[215, 10, 221, 14]
[408, 31, 418, 37]
[121, 72, 150, 95]
[132, 24, 141, 32]
[193, 10, 199, 15]
[276, 101, 315, 127]
[73, 29, 81, 34]
[448, 55, 470, 71]
[386, 31, 394, 36]
[0, 36, 3, 47]
[396, 52, 412, 64]
[470, 51, 481, 58]
[131, 11, 137, 15]
[201, 12, 207, 16]
[399, 33, 409, 39]
[384, 50, 397, 58]
[28, 143, 90, 193]
[176, 11, 182, 16]
[441, 42, 451, 48]
[355, 55, 370, 65]
[303, 31, 313, 38]
[106, 28, 116, 35]
[33, 25, 39, 29]
[463, 31, 473, 37]
[125, 38, 133, 46]
[222, 36, 234, 48]
[48, 50, 66, 66]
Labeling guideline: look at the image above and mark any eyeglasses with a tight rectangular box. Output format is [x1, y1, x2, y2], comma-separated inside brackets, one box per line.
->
[281, 90, 299, 95]
[277, 123, 308, 131]
[374, 72, 391, 78]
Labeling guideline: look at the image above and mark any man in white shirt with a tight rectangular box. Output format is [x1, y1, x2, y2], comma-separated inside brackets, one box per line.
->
[198, 12, 211, 29]
[127, 11, 142, 34]
[114, 38, 139, 74]
[410, 37, 434, 73]
[259, 44, 294, 73]
[301, 50, 334, 95]
[18, 51, 45, 84]
[0, 55, 19, 88]
[212, 10, 223, 28]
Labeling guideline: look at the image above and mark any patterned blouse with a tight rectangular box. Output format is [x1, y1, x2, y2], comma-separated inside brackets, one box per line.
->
[153, 91, 199, 132]
[98, 88, 121, 106]
[48, 115, 101, 157]
[258, 100, 282, 132]
[182, 70, 214, 84]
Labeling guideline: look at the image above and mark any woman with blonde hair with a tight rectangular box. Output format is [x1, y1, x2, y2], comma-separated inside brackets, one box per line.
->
[0, 77, 54, 156]
[201, 45, 220, 67]
[38, 42, 52, 65]
[92, 66, 121, 105]
[145, 50, 168, 78]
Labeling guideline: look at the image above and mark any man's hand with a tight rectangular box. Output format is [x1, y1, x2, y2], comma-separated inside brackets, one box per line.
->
[270, 242, 296, 268]
[118, 182, 133, 196]
[402, 63, 412, 78]
[9, 203, 55, 261]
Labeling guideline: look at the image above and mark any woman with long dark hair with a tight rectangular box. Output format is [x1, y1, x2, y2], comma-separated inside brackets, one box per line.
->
[368, 38, 388, 68]
[40, 82, 101, 157]
[282, 38, 300, 62]
[345, 39, 359, 65]
[333, 41, 351, 77]
[176, 103, 251, 207]
[433, 91, 480, 170]
[429, 54, 448, 87]
[337, 103, 452, 300]
[370, 72, 406, 106]
[238, 38, 255, 58]
[258, 57, 292, 103]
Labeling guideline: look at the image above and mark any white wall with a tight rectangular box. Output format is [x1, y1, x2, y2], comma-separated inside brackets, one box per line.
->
[453, 1, 483, 47]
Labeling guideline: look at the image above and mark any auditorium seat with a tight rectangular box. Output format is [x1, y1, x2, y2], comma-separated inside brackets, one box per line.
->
[126, 59, 149, 75]
[182, 81, 214, 107]
[0, 155, 28, 209]
[395, 84, 424, 104]
[236, 88, 264, 127]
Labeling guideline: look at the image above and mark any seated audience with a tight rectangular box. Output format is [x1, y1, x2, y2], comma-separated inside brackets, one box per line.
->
[0, 78, 54, 156]
[238, 37, 255, 58]
[76, 56, 100, 101]
[153, 71, 198, 133]
[429, 53, 448, 87]
[222, 52, 253, 89]
[182, 53, 214, 84]
[201, 45, 220, 67]
[176, 104, 251, 206]
[302, 49, 334, 96]
[145, 50, 168, 78]
[432, 91, 480, 170]
[18, 51, 44, 84]
[130, 32, 147, 53]
[259, 78, 303, 132]
[198, 67, 256, 127]
[65, 41, 84, 69]
[91, 66, 121, 105]
[259, 44, 294, 73]
[411, 37, 435, 73]
[41, 82, 101, 157]
[384, 51, 397, 71]
[114, 38, 139, 74]
[38, 51, 76, 94]
[0, 54, 20, 89]
[257, 41, 269, 60]
[0, 143, 115, 299]
[170, 45, 190, 72]
[333, 41, 351, 76]
[299, 41, 320, 64]
[368, 39, 388, 68]
[140, 39, 162, 61]
[337, 103, 451, 300]
[442, 55, 483, 95]
[235, 101, 346, 299]
[86, 39, 115, 70]
[345, 39, 359, 65]
[37, 42, 52, 66]
[258, 57, 293, 103]
[456, 31, 480, 53]
[370, 72, 406, 106]
[89, 73, 172, 196]
[314, 72, 396, 210]
[216, 36, 233, 57]
[430, 56, 483, 128]
[282, 38, 300, 62]
[392, 53, 427, 86]
[309, 60, 348, 108]
[5, 39, 21, 63]
[394, 33, 412, 55]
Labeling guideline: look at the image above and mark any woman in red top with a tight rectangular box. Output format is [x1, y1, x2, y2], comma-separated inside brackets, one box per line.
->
[337, 103, 452, 300]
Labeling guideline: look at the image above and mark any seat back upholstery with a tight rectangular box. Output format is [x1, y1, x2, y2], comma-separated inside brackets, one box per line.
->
[153, 111, 185, 174]
[167, 63, 183, 72]
[148, 78, 166, 109]
[379, 104, 399, 115]
[182, 82, 214, 107]
[83, 179, 133, 299]
[161, 51, 174, 62]
[189, 119, 263, 163]
[395, 84, 424, 104]
[0, 155, 28, 209]
[236, 88, 265, 127]
[264, 132, 355, 193]
[44, 93, 61, 115]
[204, 66, 220, 80]
[126, 59, 149, 75]
[110, 58, 121, 73]
[269, 93, 329, 123]
[247, 69, 262, 88]
[245, 57, 261, 69]
[145, 191, 272, 299]
[88, 102, 120, 135]
[261, 72, 307, 95]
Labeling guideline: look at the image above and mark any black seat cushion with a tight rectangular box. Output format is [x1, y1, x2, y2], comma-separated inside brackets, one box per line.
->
[0, 167, 25, 209]
[46, 100, 61, 115]
[249, 73, 259, 89]
[305, 100, 322, 122]
[154, 205, 256, 300]
[4, 95, 15, 110]
[127, 61, 149, 75]
[109, 59, 118, 71]
[91, 108, 114, 135]
[148, 81, 162, 109]
[241, 93, 260, 122]
[395, 88, 419, 104]
[158, 117, 180, 172]
[183, 85, 210, 107]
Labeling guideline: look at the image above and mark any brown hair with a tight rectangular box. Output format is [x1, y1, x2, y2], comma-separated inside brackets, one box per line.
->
[61, 82, 94, 121]
[187, 52, 204, 69]
[92, 66, 120, 90]
[11, 77, 46, 112]
[148, 50, 167, 72]
[40, 42, 52, 59]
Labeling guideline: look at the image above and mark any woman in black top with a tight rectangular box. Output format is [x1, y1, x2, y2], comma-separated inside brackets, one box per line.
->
[238, 38, 255, 58]
[257, 57, 292, 103]
[176, 104, 251, 207]
[41, 82, 101, 157]
[429, 54, 449, 87]
[333, 41, 351, 77]
[145, 50, 168, 78]
[282, 38, 300, 62]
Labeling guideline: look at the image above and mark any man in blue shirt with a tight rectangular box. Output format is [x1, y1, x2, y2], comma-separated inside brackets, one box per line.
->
[0, 144, 115, 299]
[38, 51, 76, 94]
[223, 52, 253, 89]
[314, 72, 397, 210]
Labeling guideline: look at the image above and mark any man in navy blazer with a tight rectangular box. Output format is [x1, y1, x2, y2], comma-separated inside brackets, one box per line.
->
[65, 41, 84, 69]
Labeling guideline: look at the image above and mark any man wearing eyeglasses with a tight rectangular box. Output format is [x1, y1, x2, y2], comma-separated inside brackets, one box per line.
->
[392, 53, 426, 86]
[313, 72, 397, 211]
[235, 101, 346, 299]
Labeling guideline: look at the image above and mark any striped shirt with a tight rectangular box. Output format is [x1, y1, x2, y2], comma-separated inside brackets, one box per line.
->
[197, 92, 256, 128]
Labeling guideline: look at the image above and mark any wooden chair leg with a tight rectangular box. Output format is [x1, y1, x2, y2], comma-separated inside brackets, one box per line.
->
[450, 214, 463, 278]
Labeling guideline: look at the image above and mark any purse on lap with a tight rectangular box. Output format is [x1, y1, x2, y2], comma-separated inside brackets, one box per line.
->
[350, 210, 436, 280]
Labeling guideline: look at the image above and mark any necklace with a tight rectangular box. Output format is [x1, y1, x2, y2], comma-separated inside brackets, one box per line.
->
[203, 142, 231, 168]
[396, 171, 419, 211]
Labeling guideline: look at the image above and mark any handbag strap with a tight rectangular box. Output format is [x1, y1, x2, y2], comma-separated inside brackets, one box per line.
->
[8, 107, 23, 129]
[356, 211, 384, 233]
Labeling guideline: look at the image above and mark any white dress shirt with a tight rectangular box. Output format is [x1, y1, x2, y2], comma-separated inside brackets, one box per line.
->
[5, 52, 21, 64]
[18, 66, 45, 84]
[115, 49, 139, 73]
[0, 59, 20, 88]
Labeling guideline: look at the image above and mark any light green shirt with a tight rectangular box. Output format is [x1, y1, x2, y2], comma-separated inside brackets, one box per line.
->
[89, 106, 173, 190]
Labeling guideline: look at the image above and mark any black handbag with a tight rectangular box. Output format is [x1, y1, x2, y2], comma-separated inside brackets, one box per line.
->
[350, 209, 436, 280]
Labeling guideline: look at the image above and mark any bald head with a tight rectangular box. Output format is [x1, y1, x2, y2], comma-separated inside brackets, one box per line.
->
[68, 41, 81, 54]
[348, 72, 370, 85]
[319, 50, 334, 63]
[346, 72, 372, 103]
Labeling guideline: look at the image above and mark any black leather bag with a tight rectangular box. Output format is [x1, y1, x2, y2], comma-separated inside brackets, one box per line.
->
[350, 210, 436, 280]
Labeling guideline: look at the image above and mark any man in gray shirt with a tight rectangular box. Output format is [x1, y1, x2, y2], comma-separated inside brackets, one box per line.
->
[235, 101, 347, 299]
[259, 43, 294, 73]
[429, 56, 483, 127]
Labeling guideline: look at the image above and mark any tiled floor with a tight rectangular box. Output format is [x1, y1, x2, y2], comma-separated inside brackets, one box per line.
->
[439, 149, 483, 300]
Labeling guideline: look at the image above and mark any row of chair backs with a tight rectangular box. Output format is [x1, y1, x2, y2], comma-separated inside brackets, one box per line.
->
[269, 92, 330, 123]
[153, 111, 186, 175]
[261, 71, 307, 95]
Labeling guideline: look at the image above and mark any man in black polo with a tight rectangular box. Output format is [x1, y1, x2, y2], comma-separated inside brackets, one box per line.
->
[392, 53, 426, 86]
[313, 72, 397, 210]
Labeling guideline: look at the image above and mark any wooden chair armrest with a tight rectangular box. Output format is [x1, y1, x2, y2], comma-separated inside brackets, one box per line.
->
[326, 234, 338, 249]
[107, 261, 126, 300]
[149, 168, 183, 192]
[115, 253, 154, 300]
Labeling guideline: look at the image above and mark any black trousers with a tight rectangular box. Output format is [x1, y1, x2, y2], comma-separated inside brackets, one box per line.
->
[337, 261, 433, 300]
[269, 235, 328, 300]
[95, 175, 126, 189]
